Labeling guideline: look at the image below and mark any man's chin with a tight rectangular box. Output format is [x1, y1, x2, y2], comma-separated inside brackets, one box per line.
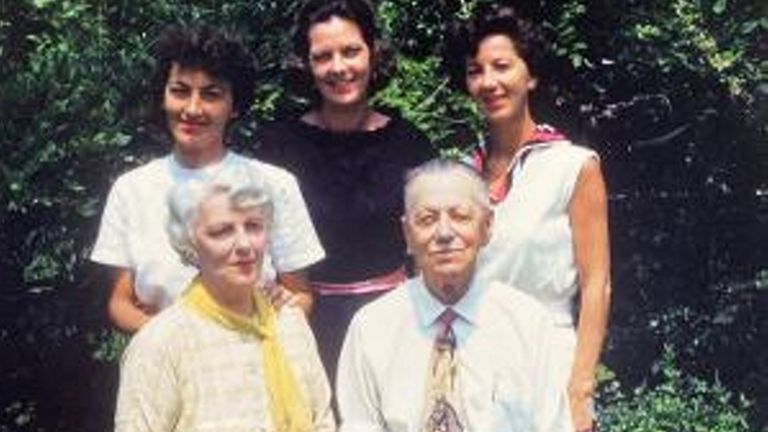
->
[423, 266, 471, 288]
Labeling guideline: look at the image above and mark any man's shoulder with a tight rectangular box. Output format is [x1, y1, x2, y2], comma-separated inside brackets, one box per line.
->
[352, 282, 413, 328]
[482, 280, 554, 325]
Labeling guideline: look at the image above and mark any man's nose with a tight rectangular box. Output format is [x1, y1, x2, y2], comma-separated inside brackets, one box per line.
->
[434, 216, 455, 243]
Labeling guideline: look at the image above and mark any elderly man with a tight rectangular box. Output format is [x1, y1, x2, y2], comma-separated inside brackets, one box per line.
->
[336, 159, 572, 432]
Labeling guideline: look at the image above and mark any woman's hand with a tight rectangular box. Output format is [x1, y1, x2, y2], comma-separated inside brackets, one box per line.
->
[107, 268, 153, 333]
[263, 281, 301, 310]
[264, 269, 314, 315]
[568, 377, 596, 431]
[274, 270, 314, 315]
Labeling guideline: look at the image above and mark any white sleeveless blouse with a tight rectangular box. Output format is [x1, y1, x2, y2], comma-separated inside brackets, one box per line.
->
[475, 140, 598, 326]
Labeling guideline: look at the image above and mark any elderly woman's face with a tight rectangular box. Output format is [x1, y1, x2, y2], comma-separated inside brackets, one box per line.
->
[307, 16, 372, 109]
[191, 192, 268, 291]
[163, 62, 236, 162]
[465, 34, 536, 125]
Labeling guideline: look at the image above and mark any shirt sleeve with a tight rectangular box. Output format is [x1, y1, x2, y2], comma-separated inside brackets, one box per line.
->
[336, 314, 387, 432]
[559, 145, 600, 211]
[266, 170, 325, 273]
[114, 330, 180, 432]
[90, 177, 132, 268]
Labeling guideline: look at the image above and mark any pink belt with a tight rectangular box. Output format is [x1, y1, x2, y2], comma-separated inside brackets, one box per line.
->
[312, 266, 407, 296]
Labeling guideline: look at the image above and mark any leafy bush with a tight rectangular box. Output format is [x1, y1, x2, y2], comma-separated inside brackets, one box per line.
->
[599, 346, 754, 432]
[374, 56, 481, 149]
[0, 0, 765, 430]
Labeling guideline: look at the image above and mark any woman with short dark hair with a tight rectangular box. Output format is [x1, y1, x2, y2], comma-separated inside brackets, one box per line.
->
[91, 23, 323, 332]
[445, 6, 612, 431]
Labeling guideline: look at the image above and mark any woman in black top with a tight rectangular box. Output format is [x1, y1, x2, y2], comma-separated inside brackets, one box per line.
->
[256, 0, 435, 390]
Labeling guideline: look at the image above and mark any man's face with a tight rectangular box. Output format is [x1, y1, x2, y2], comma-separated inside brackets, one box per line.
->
[403, 171, 492, 304]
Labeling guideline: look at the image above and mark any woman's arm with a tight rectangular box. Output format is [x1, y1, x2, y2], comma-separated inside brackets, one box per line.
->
[107, 268, 152, 333]
[568, 157, 612, 431]
[272, 270, 314, 316]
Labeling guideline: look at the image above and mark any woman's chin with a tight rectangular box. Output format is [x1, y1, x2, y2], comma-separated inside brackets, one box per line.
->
[222, 273, 260, 292]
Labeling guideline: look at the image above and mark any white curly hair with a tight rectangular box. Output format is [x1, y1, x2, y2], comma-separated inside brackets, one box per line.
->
[166, 161, 274, 267]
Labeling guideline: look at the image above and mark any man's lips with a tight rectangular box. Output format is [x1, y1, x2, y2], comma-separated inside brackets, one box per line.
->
[430, 249, 463, 259]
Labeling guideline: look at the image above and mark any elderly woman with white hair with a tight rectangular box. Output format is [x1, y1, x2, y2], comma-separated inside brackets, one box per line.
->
[114, 166, 335, 432]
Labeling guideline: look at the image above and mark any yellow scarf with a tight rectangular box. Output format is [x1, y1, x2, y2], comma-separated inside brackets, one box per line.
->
[182, 277, 312, 432]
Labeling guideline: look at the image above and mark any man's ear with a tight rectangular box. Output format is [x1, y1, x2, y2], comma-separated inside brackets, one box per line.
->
[401, 215, 413, 255]
[480, 210, 494, 247]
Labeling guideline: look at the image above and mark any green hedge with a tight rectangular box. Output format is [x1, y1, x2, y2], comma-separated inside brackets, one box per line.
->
[1, 0, 765, 430]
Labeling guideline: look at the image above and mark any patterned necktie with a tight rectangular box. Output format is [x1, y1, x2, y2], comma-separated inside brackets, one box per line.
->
[422, 308, 465, 432]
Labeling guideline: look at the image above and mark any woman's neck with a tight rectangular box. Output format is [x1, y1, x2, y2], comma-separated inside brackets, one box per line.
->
[174, 146, 226, 169]
[309, 102, 383, 132]
[487, 110, 537, 160]
[201, 275, 255, 317]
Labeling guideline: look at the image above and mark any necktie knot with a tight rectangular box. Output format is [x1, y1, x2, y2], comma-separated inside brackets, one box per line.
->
[436, 308, 458, 350]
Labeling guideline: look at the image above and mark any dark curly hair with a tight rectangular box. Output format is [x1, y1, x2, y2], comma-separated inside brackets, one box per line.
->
[285, 0, 395, 105]
[443, 4, 547, 93]
[150, 23, 258, 118]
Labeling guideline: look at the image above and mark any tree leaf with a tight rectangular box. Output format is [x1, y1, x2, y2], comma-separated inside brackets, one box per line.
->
[713, 0, 727, 14]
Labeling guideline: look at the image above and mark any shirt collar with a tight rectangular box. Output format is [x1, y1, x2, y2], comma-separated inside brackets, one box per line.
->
[464, 123, 569, 173]
[409, 273, 486, 330]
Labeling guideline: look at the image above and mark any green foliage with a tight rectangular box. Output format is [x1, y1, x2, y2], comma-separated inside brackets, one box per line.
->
[0, 400, 40, 432]
[599, 346, 753, 432]
[623, 0, 765, 103]
[88, 329, 130, 363]
[0, 0, 765, 430]
[1, 1, 135, 289]
[377, 0, 501, 57]
[547, 0, 589, 70]
[374, 56, 481, 148]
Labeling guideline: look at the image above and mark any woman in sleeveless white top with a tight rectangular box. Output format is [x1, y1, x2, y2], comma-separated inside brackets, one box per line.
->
[444, 5, 611, 431]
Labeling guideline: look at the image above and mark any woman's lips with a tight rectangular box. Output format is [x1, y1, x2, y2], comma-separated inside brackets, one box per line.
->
[233, 260, 257, 273]
[179, 121, 205, 135]
[482, 95, 506, 111]
[326, 79, 357, 94]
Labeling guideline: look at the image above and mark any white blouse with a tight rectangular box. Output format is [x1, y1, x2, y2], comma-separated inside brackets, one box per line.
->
[475, 140, 598, 326]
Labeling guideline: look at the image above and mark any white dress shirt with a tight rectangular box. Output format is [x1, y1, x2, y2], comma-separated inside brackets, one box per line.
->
[336, 275, 572, 432]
